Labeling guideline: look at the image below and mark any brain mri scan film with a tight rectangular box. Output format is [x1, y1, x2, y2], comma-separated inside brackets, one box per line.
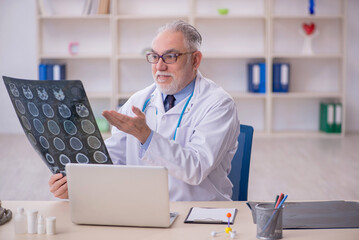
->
[3, 76, 113, 174]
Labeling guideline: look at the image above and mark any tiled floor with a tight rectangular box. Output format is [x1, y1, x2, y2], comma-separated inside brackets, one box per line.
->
[1, 134, 358, 201]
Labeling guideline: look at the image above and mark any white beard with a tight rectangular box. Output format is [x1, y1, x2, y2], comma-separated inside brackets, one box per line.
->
[153, 71, 180, 95]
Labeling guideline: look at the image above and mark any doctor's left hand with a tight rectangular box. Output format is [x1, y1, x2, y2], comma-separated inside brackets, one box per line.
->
[102, 106, 151, 144]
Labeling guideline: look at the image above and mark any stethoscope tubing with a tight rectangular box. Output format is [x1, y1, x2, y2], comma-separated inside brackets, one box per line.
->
[142, 90, 194, 140]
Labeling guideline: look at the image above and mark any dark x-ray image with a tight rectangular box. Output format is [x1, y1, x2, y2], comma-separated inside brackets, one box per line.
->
[3, 76, 112, 175]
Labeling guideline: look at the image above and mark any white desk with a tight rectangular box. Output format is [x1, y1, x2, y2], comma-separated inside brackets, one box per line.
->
[0, 201, 358, 240]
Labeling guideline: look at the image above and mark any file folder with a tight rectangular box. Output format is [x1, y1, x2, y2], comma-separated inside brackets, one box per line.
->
[320, 102, 335, 133]
[248, 63, 265, 93]
[273, 63, 290, 92]
[334, 103, 342, 133]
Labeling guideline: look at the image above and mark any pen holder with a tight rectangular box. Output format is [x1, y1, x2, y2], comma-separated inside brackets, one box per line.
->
[255, 203, 283, 240]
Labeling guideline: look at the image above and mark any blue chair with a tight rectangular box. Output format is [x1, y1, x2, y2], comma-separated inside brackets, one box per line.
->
[228, 124, 254, 201]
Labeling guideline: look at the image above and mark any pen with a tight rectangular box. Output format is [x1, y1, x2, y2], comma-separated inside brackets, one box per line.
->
[274, 195, 279, 208]
[275, 193, 284, 209]
[260, 194, 288, 236]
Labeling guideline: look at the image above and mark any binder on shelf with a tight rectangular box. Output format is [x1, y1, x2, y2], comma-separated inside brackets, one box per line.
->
[99, 0, 110, 14]
[82, 0, 93, 15]
[46, 64, 54, 80]
[334, 103, 342, 133]
[247, 62, 265, 93]
[319, 102, 341, 134]
[273, 63, 290, 93]
[53, 64, 66, 80]
[38, 63, 66, 81]
[39, 64, 47, 80]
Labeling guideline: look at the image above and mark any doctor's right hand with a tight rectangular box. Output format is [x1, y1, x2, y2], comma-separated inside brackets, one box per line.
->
[49, 173, 69, 199]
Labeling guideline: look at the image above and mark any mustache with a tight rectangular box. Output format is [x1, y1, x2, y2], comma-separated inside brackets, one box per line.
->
[155, 71, 174, 78]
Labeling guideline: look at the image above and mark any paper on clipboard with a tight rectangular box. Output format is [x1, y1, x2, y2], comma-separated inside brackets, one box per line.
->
[184, 207, 237, 224]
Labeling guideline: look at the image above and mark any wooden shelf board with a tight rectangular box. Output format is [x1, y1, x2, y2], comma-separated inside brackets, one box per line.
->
[272, 15, 343, 20]
[40, 54, 111, 59]
[194, 15, 265, 20]
[273, 54, 342, 59]
[39, 15, 111, 20]
[117, 15, 188, 20]
[272, 92, 342, 99]
[268, 131, 343, 138]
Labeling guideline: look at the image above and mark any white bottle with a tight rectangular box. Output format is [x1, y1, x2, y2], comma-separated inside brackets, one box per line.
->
[14, 207, 27, 234]
[46, 216, 56, 235]
[27, 209, 38, 234]
[37, 215, 46, 234]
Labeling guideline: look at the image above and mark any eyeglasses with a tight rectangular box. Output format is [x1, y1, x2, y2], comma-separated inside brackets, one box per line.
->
[146, 52, 195, 64]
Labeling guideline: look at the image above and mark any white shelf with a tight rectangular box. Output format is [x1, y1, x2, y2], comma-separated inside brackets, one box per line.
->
[230, 92, 266, 99]
[269, 131, 343, 138]
[194, 15, 266, 20]
[272, 15, 343, 20]
[272, 54, 342, 59]
[117, 15, 188, 20]
[203, 53, 265, 59]
[39, 15, 111, 20]
[272, 92, 342, 99]
[36, 0, 346, 137]
[40, 54, 111, 59]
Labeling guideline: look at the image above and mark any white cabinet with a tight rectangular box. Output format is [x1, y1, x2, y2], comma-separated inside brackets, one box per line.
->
[37, 0, 346, 136]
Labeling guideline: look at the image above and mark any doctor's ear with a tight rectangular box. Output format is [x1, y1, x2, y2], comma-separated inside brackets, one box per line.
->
[192, 51, 202, 70]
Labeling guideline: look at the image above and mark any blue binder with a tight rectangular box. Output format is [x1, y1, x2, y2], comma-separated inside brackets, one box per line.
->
[46, 64, 54, 80]
[248, 63, 265, 93]
[39, 64, 47, 80]
[53, 64, 66, 80]
[273, 63, 290, 92]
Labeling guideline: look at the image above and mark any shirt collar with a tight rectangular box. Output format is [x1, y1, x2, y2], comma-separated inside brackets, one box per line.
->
[161, 77, 196, 104]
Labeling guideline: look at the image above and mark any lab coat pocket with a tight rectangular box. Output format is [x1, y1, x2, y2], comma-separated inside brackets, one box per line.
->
[174, 126, 193, 146]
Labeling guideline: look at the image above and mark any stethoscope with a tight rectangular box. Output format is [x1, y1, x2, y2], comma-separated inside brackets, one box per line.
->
[0, 200, 12, 226]
[142, 90, 194, 141]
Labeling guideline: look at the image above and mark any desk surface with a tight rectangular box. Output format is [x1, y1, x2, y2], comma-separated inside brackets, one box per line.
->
[0, 201, 358, 240]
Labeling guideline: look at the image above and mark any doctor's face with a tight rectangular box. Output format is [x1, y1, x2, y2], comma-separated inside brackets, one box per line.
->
[150, 31, 201, 95]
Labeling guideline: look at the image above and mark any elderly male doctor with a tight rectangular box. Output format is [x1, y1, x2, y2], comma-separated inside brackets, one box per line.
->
[49, 20, 240, 201]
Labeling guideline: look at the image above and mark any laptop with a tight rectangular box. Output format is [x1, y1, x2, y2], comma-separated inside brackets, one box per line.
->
[66, 163, 178, 227]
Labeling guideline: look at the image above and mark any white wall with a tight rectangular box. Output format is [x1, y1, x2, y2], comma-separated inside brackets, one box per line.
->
[0, 0, 37, 133]
[346, 0, 359, 132]
[0, 0, 358, 133]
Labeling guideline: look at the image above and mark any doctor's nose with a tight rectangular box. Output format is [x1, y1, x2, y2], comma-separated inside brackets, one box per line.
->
[156, 58, 168, 71]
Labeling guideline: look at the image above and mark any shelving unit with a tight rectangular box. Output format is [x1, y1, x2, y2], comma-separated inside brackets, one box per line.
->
[36, 0, 346, 137]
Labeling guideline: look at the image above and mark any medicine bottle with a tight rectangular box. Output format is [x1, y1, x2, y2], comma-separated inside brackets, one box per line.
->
[46, 216, 56, 235]
[27, 209, 38, 234]
[37, 215, 46, 234]
[14, 207, 27, 234]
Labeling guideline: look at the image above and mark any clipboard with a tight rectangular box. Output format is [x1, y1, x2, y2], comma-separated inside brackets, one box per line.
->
[184, 207, 237, 224]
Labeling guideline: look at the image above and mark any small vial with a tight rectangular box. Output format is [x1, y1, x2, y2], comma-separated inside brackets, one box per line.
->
[27, 209, 38, 234]
[37, 215, 46, 234]
[46, 216, 56, 235]
[14, 207, 27, 234]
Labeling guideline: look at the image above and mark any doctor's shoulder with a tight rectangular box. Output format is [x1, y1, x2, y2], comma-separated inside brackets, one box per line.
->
[198, 77, 235, 108]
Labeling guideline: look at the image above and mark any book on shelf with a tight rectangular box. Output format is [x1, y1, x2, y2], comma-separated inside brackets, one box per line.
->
[37, 0, 52, 16]
[319, 102, 342, 133]
[273, 63, 290, 93]
[82, 0, 93, 15]
[39, 63, 66, 80]
[86, 0, 110, 15]
[98, 0, 110, 14]
[247, 62, 266, 93]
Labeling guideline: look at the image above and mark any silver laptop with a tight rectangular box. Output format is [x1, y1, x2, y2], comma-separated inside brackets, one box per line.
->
[66, 163, 178, 227]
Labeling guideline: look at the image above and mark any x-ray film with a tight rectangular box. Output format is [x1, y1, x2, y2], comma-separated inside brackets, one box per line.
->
[3, 76, 112, 175]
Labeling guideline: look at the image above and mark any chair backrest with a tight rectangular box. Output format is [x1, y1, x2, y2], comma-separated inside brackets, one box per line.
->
[228, 124, 254, 201]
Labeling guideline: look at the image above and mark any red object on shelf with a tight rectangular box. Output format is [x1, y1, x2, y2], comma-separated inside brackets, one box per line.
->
[303, 22, 316, 35]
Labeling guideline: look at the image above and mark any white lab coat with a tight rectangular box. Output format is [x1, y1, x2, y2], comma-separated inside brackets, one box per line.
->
[105, 72, 240, 201]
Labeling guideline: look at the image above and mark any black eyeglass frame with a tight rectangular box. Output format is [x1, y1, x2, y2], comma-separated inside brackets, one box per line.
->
[146, 52, 195, 64]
